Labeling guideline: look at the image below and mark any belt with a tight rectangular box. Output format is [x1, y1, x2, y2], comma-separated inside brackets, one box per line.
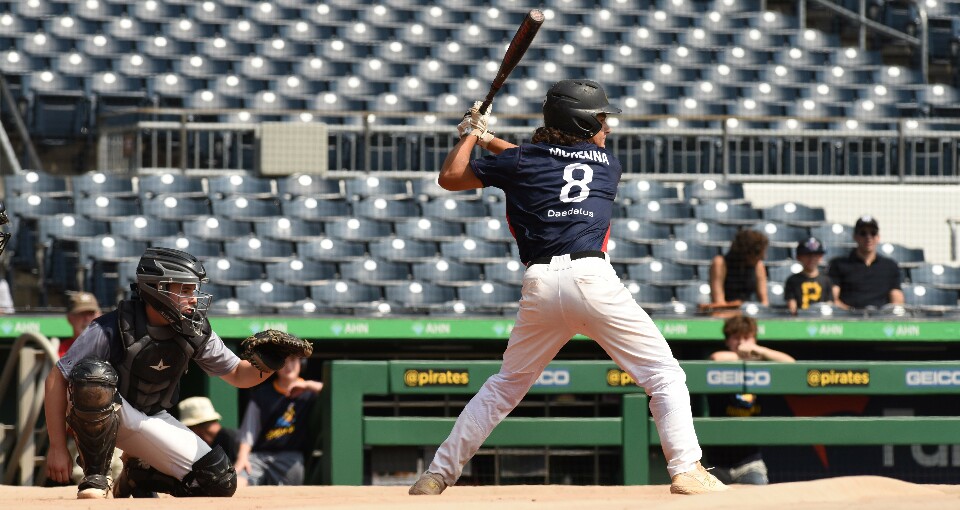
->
[527, 250, 606, 267]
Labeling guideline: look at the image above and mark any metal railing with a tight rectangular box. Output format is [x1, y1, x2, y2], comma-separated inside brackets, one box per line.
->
[97, 110, 960, 183]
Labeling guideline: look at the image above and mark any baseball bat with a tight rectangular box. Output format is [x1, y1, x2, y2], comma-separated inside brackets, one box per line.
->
[478, 9, 545, 115]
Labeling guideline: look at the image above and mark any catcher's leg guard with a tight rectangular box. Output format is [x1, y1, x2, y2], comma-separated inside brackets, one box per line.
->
[179, 445, 238, 497]
[114, 447, 236, 498]
[66, 358, 121, 499]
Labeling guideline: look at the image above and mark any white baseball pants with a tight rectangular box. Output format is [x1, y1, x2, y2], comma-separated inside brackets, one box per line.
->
[115, 397, 212, 479]
[428, 254, 702, 483]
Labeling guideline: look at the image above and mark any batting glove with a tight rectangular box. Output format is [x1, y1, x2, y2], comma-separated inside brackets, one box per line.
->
[457, 100, 494, 146]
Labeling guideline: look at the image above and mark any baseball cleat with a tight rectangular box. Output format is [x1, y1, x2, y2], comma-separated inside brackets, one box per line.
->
[77, 474, 111, 499]
[408, 471, 447, 495]
[670, 462, 729, 495]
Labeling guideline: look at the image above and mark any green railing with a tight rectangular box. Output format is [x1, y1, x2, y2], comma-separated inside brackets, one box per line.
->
[319, 360, 960, 485]
[3, 316, 960, 342]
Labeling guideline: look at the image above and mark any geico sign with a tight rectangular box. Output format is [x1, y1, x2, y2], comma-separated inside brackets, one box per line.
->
[905, 369, 960, 386]
[535, 369, 570, 387]
[706, 369, 771, 387]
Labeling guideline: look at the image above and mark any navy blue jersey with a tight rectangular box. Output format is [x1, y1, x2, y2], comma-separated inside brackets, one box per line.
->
[471, 141, 621, 264]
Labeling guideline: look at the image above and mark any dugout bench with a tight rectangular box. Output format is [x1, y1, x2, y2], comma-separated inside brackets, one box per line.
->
[317, 360, 960, 485]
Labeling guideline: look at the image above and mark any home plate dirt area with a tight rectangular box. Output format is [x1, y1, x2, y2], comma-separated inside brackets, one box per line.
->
[2, 476, 958, 510]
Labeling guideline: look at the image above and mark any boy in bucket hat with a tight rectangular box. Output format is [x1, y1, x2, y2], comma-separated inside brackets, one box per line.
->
[785, 237, 833, 315]
[178, 397, 239, 464]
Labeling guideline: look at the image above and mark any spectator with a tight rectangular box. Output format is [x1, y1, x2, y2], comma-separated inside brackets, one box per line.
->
[178, 396, 240, 464]
[827, 216, 904, 310]
[234, 356, 322, 487]
[704, 316, 794, 485]
[785, 237, 833, 315]
[59, 292, 103, 356]
[708, 229, 770, 307]
[0, 201, 12, 314]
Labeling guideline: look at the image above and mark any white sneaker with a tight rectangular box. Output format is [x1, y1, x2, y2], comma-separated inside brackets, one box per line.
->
[670, 462, 729, 495]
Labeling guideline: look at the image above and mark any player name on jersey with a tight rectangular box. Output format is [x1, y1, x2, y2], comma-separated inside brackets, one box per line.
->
[548, 147, 610, 164]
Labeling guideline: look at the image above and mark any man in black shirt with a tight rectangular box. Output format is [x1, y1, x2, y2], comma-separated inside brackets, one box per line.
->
[827, 216, 904, 310]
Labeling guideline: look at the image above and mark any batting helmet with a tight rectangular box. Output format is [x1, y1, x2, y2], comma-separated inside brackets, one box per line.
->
[542, 79, 622, 139]
[135, 247, 211, 337]
[0, 201, 10, 256]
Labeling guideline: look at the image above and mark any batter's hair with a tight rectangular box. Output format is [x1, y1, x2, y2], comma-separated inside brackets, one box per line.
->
[727, 229, 769, 267]
[723, 315, 758, 340]
[531, 126, 590, 146]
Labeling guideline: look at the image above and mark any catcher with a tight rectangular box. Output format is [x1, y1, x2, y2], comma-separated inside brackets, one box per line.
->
[43, 247, 312, 499]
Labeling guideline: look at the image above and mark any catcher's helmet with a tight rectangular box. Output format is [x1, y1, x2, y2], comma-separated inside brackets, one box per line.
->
[135, 247, 211, 336]
[542, 79, 622, 139]
[0, 201, 10, 256]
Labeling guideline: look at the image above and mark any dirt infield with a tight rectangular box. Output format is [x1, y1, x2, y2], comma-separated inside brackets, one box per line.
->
[1, 476, 958, 510]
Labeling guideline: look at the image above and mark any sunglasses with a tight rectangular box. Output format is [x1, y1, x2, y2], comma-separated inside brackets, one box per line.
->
[856, 229, 878, 237]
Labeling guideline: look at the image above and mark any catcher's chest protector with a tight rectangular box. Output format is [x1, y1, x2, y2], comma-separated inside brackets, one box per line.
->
[114, 299, 211, 415]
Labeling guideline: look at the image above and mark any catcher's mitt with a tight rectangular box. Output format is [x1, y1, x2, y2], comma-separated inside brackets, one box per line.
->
[240, 330, 313, 373]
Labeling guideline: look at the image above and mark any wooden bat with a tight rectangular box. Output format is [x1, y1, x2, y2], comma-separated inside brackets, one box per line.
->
[478, 9, 545, 115]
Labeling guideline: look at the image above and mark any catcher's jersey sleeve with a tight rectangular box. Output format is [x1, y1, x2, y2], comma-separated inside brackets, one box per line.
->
[194, 330, 241, 377]
[471, 142, 621, 264]
[56, 320, 112, 378]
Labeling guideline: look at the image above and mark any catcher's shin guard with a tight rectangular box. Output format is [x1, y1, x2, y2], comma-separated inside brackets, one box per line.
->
[66, 358, 121, 489]
[179, 445, 237, 497]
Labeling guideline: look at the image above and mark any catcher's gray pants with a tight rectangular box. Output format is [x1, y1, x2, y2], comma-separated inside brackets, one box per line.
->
[114, 396, 212, 480]
[428, 254, 702, 484]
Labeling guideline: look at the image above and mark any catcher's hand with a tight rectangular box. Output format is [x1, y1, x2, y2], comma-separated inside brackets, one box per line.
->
[240, 329, 313, 373]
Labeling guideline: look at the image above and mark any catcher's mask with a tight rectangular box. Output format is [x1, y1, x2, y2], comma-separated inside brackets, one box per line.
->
[135, 247, 211, 337]
[0, 200, 10, 256]
[542, 79, 622, 139]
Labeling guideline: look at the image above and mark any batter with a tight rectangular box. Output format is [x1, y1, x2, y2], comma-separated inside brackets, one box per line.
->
[409, 80, 727, 496]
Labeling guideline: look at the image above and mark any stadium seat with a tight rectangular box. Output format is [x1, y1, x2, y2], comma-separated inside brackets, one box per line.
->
[909, 264, 960, 290]
[672, 221, 738, 247]
[277, 175, 343, 199]
[265, 259, 338, 286]
[456, 282, 521, 312]
[809, 223, 857, 250]
[340, 258, 410, 286]
[142, 195, 211, 221]
[610, 220, 671, 245]
[694, 201, 762, 225]
[137, 173, 206, 199]
[236, 281, 310, 310]
[440, 238, 511, 264]
[4, 194, 74, 220]
[630, 283, 677, 312]
[618, 180, 680, 203]
[75, 196, 141, 221]
[412, 258, 483, 287]
[627, 260, 699, 286]
[902, 284, 959, 314]
[767, 263, 804, 284]
[224, 237, 296, 263]
[761, 202, 827, 227]
[282, 197, 351, 222]
[464, 218, 514, 242]
[623, 201, 694, 225]
[652, 240, 719, 266]
[311, 280, 384, 311]
[879, 242, 925, 268]
[255, 217, 325, 242]
[109, 216, 180, 241]
[182, 217, 254, 242]
[385, 281, 456, 311]
[298, 238, 367, 262]
[320, 218, 390, 242]
[211, 197, 282, 222]
[674, 282, 714, 306]
[149, 236, 222, 259]
[393, 218, 463, 242]
[352, 197, 420, 220]
[421, 198, 488, 222]
[370, 237, 438, 263]
[345, 175, 409, 200]
[77, 235, 147, 264]
[605, 239, 651, 264]
[206, 258, 264, 286]
[683, 179, 745, 203]
[750, 221, 810, 248]
[4, 171, 70, 197]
